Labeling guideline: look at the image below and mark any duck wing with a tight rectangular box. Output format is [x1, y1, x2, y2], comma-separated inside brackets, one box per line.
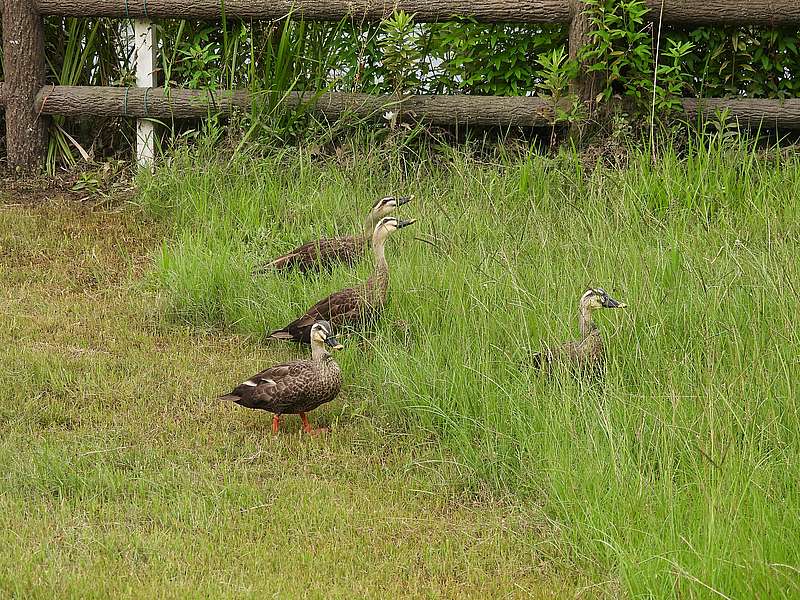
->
[532, 338, 606, 379]
[255, 235, 364, 274]
[218, 360, 313, 413]
[269, 285, 365, 343]
[531, 341, 576, 371]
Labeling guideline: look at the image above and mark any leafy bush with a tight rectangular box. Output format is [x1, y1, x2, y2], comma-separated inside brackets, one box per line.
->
[427, 22, 567, 95]
[580, 0, 696, 125]
[668, 25, 800, 98]
[580, 0, 800, 127]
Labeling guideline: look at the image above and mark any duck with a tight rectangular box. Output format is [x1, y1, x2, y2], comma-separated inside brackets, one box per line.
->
[254, 195, 413, 273]
[532, 287, 627, 376]
[269, 216, 415, 343]
[218, 321, 344, 435]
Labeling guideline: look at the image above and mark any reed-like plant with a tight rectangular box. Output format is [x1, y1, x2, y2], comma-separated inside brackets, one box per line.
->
[42, 18, 131, 173]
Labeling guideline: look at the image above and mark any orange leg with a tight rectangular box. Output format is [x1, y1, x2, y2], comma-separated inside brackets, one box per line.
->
[272, 414, 280, 434]
[299, 412, 328, 436]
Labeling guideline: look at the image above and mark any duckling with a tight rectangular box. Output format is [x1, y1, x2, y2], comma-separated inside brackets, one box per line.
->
[532, 287, 627, 376]
[269, 216, 415, 343]
[218, 321, 344, 435]
[255, 195, 413, 274]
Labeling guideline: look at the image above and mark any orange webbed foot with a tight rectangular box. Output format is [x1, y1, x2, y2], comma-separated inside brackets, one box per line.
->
[299, 412, 328, 436]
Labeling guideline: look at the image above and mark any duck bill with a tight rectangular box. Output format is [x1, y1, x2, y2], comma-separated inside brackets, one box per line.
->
[397, 195, 414, 206]
[604, 296, 627, 309]
[325, 336, 344, 350]
[397, 218, 416, 228]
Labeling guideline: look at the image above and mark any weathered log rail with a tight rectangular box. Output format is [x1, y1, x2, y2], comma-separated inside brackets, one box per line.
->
[33, 86, 567, 126]
[682, 98, 800, 130]
[26, 0, 800, 24]
[3, 0, 800, 171]
[31, 86, 800, 130]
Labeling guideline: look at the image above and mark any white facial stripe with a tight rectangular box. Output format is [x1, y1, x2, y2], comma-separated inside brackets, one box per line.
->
[373, 197, 393, 211]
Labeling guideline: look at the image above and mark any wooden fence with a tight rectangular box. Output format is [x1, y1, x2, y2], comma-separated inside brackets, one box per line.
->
[2, 0, 800, 171]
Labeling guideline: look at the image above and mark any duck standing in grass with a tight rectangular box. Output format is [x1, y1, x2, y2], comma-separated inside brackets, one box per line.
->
[219, 321, 344, 435]
[269, 216, 416, 343]
[532, 287, 627, 376]
[254, 195, 413, 273]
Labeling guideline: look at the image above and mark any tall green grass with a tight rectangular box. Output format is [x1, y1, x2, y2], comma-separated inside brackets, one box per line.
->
[137, 138, 800, 598]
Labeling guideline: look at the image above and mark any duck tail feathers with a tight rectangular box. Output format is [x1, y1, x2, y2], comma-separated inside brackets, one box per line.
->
[253, 256, 291, 275]
[218, 394, 240, 402]
[268, 329, 294, 341]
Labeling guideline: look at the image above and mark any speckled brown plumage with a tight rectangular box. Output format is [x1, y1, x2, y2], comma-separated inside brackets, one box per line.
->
[221, 357, 342, 414]
[270, 266, 388, 343]
[219, 321, 343, 434]
[270, 216, 413, 344]
[256, 234, 365, 273]
[533, 326, 606, 376]
[255, 196, 412, 274]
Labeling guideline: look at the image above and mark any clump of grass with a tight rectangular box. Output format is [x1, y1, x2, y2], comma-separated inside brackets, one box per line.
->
[138, 137, 800, 598]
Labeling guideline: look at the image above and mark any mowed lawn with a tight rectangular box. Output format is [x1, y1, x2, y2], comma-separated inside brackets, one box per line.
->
[0, 197, 579, 598]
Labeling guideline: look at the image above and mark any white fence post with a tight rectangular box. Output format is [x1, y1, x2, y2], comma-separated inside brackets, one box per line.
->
[133, 19, 157, 168]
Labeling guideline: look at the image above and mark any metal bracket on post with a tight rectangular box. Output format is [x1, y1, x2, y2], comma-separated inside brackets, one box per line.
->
[133, 19, 157, 169]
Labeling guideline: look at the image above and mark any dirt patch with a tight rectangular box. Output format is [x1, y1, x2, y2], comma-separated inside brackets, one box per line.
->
[1, 162, 137, 207]
[1, 172, 83, 206]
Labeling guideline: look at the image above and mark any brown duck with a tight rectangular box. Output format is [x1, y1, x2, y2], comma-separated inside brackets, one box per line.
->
[219, 321, 344, 435]
[255, 195, 413, 273]
[269, 216, 415, 343]
[532, 287, 627, 375]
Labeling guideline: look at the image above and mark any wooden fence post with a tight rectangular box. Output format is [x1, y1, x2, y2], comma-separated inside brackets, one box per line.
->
[568, 0, 598, 142]
[2, 0, 47, 172]
[133, 19, 157, 168]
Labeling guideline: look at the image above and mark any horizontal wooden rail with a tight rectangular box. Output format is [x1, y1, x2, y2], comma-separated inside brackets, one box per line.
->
[34, 86, 567, 126]
[31, 86, 800, 129]
[682, 98, 800, 129]
[642, 0, 800, 25]
[28, 0, 800, 25]
[32, 0, 571, 22]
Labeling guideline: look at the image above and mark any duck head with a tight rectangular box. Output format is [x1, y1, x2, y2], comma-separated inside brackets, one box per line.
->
[372, 215, 416, 245]
[580, 288, 627, 312]
[310, 320, 344, 351]
[366, 195, 413, 229]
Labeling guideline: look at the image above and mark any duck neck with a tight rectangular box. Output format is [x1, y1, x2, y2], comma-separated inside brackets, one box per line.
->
[579, 305, 598, 340]
[311, 340, 331, 362]
[371, 234, 389, 285]
[363, 213, 379, 244]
